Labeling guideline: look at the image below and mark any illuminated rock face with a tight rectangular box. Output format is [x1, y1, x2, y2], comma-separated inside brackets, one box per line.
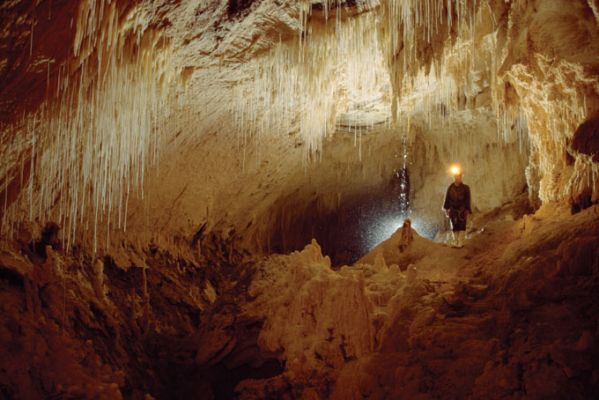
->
[499, 0, 599, 204]
[384, 0, 599, 203]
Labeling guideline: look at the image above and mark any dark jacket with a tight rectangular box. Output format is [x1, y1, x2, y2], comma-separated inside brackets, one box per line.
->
[443, 183, 471, 212]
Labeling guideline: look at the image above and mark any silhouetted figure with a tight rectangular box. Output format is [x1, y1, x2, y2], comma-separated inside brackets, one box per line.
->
[399, 218, 413, 252]
[443, 169, 471, 248]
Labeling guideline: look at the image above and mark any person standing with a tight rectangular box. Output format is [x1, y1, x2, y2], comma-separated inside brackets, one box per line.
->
[443, 166, 471, 248]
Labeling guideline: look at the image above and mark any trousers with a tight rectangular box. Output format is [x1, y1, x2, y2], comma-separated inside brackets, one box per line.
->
[448, 208, 468, 231]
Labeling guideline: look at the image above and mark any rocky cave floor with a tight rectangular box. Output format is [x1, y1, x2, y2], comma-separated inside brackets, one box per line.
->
[1, 200, 599, 400]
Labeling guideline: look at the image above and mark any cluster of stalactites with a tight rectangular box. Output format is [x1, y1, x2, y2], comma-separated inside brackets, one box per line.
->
[382, 1, 534, 146]
[231, 10, 391, 162]
[1, 0, 176, 252]
[232, 0, 528, 159]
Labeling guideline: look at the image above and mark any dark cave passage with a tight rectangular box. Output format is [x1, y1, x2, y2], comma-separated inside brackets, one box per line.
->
[266, 167, 441, 266]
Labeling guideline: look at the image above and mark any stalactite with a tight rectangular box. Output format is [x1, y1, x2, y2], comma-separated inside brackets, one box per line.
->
[232, 9, 390, 163]
[0, 0, 179, 252]
[2, 0, 596, 252]
[231, 0, 507, 167]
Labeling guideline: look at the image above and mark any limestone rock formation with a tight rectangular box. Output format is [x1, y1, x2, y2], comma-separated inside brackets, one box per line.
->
[1, 0, 599, 398]
[232, 203, 599, 399]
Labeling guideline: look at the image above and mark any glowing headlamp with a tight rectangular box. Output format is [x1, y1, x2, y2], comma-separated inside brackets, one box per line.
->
[449, 164, 462, 176]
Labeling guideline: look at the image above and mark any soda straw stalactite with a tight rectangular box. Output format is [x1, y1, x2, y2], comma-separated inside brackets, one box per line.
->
[0, 0, 177, 252]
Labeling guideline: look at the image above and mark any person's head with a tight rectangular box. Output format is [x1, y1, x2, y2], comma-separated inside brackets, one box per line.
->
[453, 173, 462, 184]
[449, 164, 463, 184]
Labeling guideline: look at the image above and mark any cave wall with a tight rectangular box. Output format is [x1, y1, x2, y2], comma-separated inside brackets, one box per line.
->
[379, 0, 599, 207]
[131, 0, 597, 258]
[0, 238, 212, 399]
[1, 0, 598, 255]
[501, 0, 599, 203]
[240, 106, 528, 264]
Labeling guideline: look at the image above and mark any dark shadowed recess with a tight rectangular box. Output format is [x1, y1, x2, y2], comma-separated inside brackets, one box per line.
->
[571, 114, 599, 163]
[227, 0, 255, 17]
[267, 168, 424, 266]
[569, 114, 599, 213]
[0, 0, 78, 124]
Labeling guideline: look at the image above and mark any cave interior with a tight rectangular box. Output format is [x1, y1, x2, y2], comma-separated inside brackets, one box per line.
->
[1, 0, 599, 399]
